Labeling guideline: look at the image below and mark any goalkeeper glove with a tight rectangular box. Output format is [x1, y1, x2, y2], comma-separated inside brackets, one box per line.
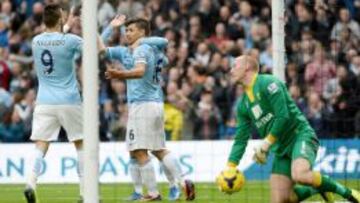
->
[253, 139, 271, 164]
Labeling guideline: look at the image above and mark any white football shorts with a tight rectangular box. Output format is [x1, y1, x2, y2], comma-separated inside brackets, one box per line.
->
[126, 102, 166, 151]
[31, 105, 83, 142]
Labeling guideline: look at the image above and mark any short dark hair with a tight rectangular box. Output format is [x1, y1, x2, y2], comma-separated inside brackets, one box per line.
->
[43, 4, 62, 28]
[124, 18, 150, 36]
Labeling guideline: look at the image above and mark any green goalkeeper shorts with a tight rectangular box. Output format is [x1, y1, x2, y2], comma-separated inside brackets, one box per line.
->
[271, 124, 319, 178]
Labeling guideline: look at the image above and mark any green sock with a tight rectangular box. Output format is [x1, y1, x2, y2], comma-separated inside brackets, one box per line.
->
[317, 175, 351, 198]
[294, 185, 319, 201]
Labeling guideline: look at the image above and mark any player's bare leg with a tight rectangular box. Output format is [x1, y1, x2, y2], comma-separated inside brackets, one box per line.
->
[292, 158, 358, 203]
[290, 158, 333, 202]
[152, 149, 195, 201]
[270, 174, 294, 203]
[73, 140, 84, 203]
[291, 158, 316, 185]
[24, 141, 50, 203]
[133, 149, 161, 201]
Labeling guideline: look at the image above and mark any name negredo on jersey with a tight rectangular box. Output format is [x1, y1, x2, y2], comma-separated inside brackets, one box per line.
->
[32, 33, 83, 105]
[36, 40, 66, 47]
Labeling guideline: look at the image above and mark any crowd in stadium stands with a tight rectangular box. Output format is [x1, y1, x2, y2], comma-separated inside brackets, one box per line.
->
[0, 0, 359, 142]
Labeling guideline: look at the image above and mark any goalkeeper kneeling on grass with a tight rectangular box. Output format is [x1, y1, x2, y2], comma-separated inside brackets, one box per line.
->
[222, 55, 360, 203]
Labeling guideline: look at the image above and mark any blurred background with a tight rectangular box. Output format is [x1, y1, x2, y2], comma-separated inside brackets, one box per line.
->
[0, 0, 359, 143]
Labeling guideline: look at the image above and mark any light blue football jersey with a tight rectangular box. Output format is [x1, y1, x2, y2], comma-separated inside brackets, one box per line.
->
[32, 32, 82, 105]
[106, 42, 167, 103]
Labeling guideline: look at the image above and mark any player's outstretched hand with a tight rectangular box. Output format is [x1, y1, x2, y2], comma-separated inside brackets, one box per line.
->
[63, 6, 81, 33]
[105, 69, 120, 79]
[110, 14, 126, 28]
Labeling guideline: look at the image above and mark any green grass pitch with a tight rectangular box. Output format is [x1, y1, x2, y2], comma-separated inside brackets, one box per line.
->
[0, 180, 359, 203]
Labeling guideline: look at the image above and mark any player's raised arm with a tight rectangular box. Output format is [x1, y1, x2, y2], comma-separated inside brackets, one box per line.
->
[98, 15, 129, 62]
[227, 102, 251, 167]
[98, 34, 128, 62]
[140, 37, 168, 50]
[63, 5, 81, 33]
[101, 14, 126, 45]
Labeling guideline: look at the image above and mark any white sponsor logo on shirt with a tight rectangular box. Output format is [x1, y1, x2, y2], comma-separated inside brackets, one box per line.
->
[251, 104, 263, 119]
[267, 82, 278, 94]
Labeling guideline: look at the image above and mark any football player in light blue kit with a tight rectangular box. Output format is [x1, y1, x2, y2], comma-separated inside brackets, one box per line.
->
[24, 4, 84, 203]
[100, 16, 195, 201]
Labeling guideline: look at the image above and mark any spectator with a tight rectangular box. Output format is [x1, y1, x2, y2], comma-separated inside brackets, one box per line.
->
[117, 0, 144, 18]
[188, 15, 204, 52]
[99, 99, 118, 141]
[289, 2, 315, 40]
[193, 90, 221, 140]
[229, 1, 254, 48]
[1, 1, 12, 20]
[251, 22, 270, 50]
[167, 67, 181, 86]
[322, 64, 347, 107]
[9, 61, 23, 92]
[289, 84, 306, 112]
[26, 2, 44, 35]
[349, 55, 360, 76]
[196, 0, 219, 37]
[305, 44, 336, 95]
[0, 51, 10, 90]
[338, 26, 360, 52]
[353, 71, 360, 138]
[207, 22, 230, 50]
[304, 92, 325, 137]
[314, 7, 332, 45]
[152, 14, 171, 36]
[14, 89, 34, 137]
[329, 39, 345, 63]
[331, 8, 360, 40]
[221, 84, 243, 139]
[298, 39, 315, 68]
[286, 62, 303, 87]
[98, 0, 115, 29]
[0, 108, 25, 142]
[219, 6, 231, 24]
[192, 42, 211, 67]
[193, 101, 219, 140]
[259, 41, 273, 73]
[164, 82, 184, 141]
[178, 80, 196, 140]
[0, 87, 12, 108]
[0, 14, 9, 48]
[114, 103, 128, 141]
[110, 79, 127, 105]
[331, 66, 358, 137]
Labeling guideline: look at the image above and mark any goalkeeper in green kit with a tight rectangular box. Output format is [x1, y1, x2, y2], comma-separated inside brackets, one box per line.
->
[224, 55, 360, 203]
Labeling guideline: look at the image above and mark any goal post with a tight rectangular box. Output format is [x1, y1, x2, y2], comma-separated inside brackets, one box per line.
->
[82, 0, 99, 203]
[272, 0, 286, 81]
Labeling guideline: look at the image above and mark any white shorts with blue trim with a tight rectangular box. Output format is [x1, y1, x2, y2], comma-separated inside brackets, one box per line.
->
[31, 105, 83, 142]
[126, 102, 166, 151]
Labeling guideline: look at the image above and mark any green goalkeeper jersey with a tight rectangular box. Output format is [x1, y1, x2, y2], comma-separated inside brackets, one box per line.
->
[228, 74, 314, 165]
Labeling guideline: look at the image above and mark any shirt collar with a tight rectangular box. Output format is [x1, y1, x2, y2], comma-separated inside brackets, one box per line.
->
[245, 73, 258, 92]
